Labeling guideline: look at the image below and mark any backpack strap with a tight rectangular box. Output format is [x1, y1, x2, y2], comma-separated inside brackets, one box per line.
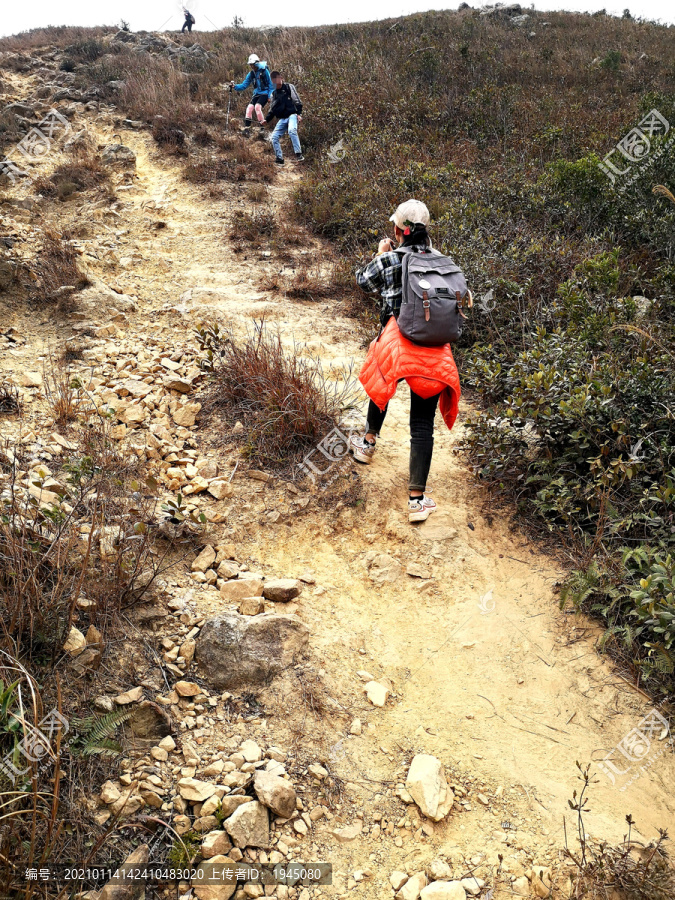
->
[390, 246, 413, 313]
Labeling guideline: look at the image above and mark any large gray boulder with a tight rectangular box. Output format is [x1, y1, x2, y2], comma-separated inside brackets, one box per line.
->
[481, 3, 522, 16]
[102, 143, 136, 167]
[195, 612, 309, 689]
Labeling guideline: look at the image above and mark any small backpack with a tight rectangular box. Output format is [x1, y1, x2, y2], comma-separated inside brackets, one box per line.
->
[394, 246, 470, 345]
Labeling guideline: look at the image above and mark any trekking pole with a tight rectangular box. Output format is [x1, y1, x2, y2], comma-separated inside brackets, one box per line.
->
[226, 85, 232, 129]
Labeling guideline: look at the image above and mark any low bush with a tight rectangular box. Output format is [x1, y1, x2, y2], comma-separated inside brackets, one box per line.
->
[253, 12, 675, 695]
[64, 38, 106, 64]
[564, 763, 675, 899]
[286, 264, 334, 301]
[152, 117, 187, 153]
[196, 320, 358, 468]
[33, 153, 109, 201]
[186, 138, 275, 185]
[31, 229, 89, 306]
[229, 208, 276, 245]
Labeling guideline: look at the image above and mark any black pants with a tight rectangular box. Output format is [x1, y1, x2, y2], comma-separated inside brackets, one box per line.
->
[366, 387, 441, 492]
[251, 93, 269, 109]
[181, 22, 193, 32]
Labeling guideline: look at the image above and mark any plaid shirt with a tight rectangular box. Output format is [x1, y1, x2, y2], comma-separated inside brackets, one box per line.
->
[356, 245, 428, 322]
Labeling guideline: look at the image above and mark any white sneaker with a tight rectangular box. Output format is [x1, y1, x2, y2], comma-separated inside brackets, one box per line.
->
[408, 492, 437, 523]
[349, 435, 376, 464]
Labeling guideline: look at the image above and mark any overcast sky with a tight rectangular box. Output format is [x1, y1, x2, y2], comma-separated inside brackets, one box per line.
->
[1, 0, 673, 38]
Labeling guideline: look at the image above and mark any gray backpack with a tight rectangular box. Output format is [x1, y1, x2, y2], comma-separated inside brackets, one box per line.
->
[394, 246, 470, 345]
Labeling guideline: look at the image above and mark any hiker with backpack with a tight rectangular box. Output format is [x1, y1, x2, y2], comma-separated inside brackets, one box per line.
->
[229, 54, 274, 133]
[264, 71, 304, 164]
[181, 8, 195, 32]
[350, 200, 471, 523]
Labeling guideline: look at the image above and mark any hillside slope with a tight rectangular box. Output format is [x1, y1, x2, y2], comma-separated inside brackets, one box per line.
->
[0, 13, 674, 900]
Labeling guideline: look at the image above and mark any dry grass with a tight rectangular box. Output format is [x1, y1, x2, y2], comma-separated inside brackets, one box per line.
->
[31, 230, 89, 307]
[0, 404, 189, 662]
[286, 263, 333, 301]
[152, 117, 188, 154]
[199, 319, 358, 469]
[118, 57, 196, 124]
[0, 24, 110, 53]
[229, 208, 276, 247]
[653, 185, 675, 204]
[186, 137, 276, 185]
[0, 382, 20, 415]
[246, 183, 269, 203]
[33, 153, 110, 201]
[259, 259, 373, 322]
[42, 357, 93, 426]
[258, 270, 281, 293]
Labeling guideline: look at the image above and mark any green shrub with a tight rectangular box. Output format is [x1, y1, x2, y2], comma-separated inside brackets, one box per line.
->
[65, 39, 106, 63]
[562, 548, 675, 688]
[600, 49, 621, 71]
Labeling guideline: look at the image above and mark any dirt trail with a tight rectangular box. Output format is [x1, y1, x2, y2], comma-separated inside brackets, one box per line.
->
[113, 126, 675, 849]
[132, 131, 675, 829]
[2, 86, 674, 894]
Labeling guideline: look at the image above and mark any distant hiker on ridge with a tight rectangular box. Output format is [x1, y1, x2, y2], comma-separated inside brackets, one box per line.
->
[265, 71, 304, 165]
[230, 54, 274, 133]
[351, 200, 468, 523]
[181, 8, 195, 32]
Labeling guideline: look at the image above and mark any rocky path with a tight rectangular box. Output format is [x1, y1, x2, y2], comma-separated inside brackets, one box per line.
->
[1, 60, 674, 900]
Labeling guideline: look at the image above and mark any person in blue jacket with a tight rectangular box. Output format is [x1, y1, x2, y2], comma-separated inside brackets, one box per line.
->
[229, 54, 274, 132]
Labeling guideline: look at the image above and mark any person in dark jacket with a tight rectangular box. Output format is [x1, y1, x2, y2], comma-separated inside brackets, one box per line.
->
[181, 9, 195, 32]
[265, 71, 304, 165]
[230, 54, 274, 131]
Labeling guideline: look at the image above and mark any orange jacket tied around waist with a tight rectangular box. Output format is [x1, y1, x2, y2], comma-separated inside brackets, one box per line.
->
[358, 317, 461, 430]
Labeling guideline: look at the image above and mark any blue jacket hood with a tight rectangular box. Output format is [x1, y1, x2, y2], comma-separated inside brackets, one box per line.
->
[233, 62, 273, 97]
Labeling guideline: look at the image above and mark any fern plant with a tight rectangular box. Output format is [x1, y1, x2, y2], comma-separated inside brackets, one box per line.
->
[0, 678, 23, 772]
[167, 831, 200, 868]
[68, 709, 132, 758]
[559, 562, 618, 611]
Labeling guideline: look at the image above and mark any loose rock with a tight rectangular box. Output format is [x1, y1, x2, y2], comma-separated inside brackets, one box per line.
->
[364, 681, 390, 707]
[396, 872, 427, 900]
[99, 845, 149, 900]
[201, 830, 233, 859]
[254, 771, 296, 818]
[178, 777, 217, 802]
[195, 612, 309, 689]
[219, 579, 263, 602]
[405, 754, 454, 821]
[192, 855, 238, 900]
[224, 800, 269, 848]
[192, 546, 216, 573]
[114, 687, 143, 705]
[262, 579, 301, 602]
[420, 884, 466, 900]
